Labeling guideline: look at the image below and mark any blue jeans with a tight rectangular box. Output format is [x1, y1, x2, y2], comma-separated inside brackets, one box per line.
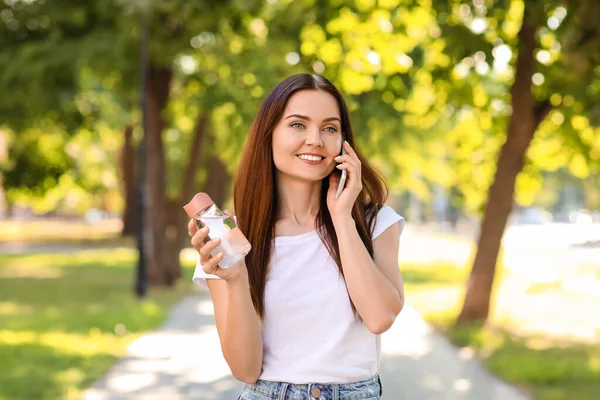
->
[239, 375, 382, 400]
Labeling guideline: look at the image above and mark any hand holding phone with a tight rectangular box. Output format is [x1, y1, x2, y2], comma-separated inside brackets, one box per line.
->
[335, 133, 347, 200]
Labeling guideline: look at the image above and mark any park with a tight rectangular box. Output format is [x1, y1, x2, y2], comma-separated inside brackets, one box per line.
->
[1, 0, 599, 399]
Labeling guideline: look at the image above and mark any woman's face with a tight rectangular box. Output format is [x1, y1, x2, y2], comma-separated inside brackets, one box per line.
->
[272, 90, 343, 183]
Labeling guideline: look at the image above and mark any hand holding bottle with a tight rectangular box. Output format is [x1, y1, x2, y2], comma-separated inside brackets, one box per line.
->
[188, 209, 248, 282]
[184, 193, 252, 282]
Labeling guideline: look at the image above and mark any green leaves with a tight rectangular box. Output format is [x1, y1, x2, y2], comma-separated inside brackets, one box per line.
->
[1, 128, 72, 197]
[2, 0, 599, 214]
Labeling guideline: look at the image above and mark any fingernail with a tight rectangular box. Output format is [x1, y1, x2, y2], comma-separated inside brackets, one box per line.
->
[216, 252, 223, 259]
[200, 227, 208, 233]
[212, 238, 220, 244]
[334, 156, 342, 161]
[336, 164, 343, 169]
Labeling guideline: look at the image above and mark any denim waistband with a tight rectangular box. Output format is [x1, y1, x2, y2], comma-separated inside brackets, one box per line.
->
[244, 375, 381, 400]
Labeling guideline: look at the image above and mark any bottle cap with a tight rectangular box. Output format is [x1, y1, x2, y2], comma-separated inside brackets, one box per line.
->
[183, 193, 214, 218]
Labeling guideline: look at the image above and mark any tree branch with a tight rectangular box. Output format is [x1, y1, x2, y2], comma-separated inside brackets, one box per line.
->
[533, 99, 553, 130]
[510, 23, 537, 117]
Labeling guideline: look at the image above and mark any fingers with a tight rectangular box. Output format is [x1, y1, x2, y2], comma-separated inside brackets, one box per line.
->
[202, 251, 224, 275]
[335, 151, 362, 191]
[190, 226, 225, 273]
[199, 236, 222, 264]
[200, 237, 224, 275]
[338, 143, 361, 166]
[336, 161, 358, 177]
[343, 141, 359, 162]
[336, 155, 360, 176]
[335, 154, 356, 165]
[335, 153, 360, 167]
[188, 219, 198, 237]
[191, 227, 209, 249]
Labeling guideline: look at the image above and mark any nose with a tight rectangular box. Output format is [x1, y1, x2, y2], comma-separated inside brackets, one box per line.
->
[305, 129, 323, 147]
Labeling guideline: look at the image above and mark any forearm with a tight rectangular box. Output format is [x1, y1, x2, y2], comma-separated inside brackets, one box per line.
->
[334, 217, 403, 333]
[222, 274, 263, 383]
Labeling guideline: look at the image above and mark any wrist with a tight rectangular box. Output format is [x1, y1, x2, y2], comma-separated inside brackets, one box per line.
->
[225, 262, 249, 286]
[225, 275, 248, 291]
[332, 215, 355, 230]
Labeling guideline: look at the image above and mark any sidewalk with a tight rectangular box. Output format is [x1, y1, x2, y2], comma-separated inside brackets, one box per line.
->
[82, 294, 531, 400]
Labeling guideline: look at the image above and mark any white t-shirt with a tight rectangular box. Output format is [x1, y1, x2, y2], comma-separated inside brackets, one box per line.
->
[193, 205, 404, 384]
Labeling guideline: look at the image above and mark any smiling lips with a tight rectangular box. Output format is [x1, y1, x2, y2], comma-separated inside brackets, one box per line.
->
[297, 153, 325, 165]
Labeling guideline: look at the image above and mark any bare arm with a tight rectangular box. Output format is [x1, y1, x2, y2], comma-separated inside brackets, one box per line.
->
[206, 272, 263, 383]
[328, 141, 404, 334]
[189, 218, 263, 383]
[333, 217, 404, 334]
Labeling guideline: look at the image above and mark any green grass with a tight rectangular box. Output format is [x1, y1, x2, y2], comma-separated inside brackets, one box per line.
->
[0, 248, 196, 400]
[403, 261, 600, 400]
[0, 219, 130, 245]
[437, 321, 600, 400]
[2, 230, 598, 400]
[402, 261, 468, 285]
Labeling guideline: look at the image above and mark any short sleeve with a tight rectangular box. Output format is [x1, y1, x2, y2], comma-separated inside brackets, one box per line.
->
[192, 258, 222, 289]
[372, 205, 405, 240]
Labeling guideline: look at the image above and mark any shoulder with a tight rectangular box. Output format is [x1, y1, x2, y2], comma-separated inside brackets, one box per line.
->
[370, 204, 405, 240]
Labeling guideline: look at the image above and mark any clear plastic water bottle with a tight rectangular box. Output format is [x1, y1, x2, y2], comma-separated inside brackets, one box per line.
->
[183, 193, 251, 269]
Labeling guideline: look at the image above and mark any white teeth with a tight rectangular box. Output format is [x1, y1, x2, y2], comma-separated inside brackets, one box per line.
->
[298, 155, 323, 161]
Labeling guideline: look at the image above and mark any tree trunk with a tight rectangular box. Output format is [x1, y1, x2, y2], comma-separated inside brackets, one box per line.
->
[163, 110, 210, 284]
[164, 197, 183, 285]
[144, 64, 172, 285]
[203, 117, 232, 207]
[120, 125, 136, 236]
[205, 153, 232, 208]
[457, 17, 552, 324]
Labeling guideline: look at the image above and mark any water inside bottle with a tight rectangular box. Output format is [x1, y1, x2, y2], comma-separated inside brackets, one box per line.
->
[194, 215, 251, 269]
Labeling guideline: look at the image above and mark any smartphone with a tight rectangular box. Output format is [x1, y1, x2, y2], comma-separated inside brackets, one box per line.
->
[335, 132, 347, 199]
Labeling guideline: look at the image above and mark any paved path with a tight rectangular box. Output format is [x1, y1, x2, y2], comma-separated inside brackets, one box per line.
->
[82, 294, 530, 400]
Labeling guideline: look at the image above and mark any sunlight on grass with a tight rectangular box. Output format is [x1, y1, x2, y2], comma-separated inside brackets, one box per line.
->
[1, 329, 133, 356]
[0, 247, 137, 270]
[402, 261, 466, 326]
[402, 261, 468, 284]
[403, 258, 600, 400]
[0, 265, 63, 279]
[0, 302, 34, 316]
[0, 219, 125, 244]
[0, 247, 196, 400]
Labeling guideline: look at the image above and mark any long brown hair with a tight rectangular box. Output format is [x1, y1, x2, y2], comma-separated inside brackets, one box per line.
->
[233, 73, 388, 318]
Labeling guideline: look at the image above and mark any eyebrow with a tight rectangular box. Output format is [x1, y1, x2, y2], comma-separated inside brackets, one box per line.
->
[285, 114, 341, 123]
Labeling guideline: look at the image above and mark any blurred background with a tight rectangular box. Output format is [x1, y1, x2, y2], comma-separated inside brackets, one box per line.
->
[0, 0, 599, 399]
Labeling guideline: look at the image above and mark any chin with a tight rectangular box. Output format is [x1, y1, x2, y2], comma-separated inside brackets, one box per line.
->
[281, 170, 329, 183]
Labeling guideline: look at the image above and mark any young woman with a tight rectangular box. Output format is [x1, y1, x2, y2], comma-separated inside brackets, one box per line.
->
[188, 73, 405, 400]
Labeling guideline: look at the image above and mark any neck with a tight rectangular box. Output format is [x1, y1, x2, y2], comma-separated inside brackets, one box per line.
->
[276, 173, 322, 225]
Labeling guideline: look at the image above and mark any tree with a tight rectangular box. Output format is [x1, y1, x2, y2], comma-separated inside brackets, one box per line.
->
[284, 0, 600, 323]
[1, 0, 267, 284]
[134, 0, 274, 285]
[0, 0, 136, 214]
[429, 0, 600, 323]
[6, 0, 598, 300]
